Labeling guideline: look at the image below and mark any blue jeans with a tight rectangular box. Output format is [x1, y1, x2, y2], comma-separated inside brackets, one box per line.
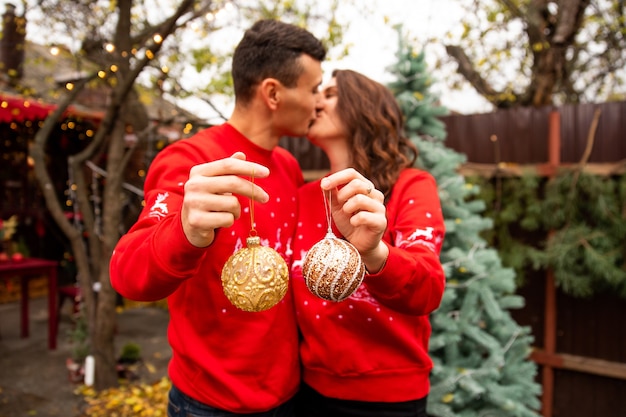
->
[167, 384, 296, 417]
[294, 383, 427, 417]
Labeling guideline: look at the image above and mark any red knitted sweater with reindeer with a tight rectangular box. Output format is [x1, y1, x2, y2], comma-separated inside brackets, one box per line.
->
[291, 168, 446, 402]
[110, 123, 303, 413]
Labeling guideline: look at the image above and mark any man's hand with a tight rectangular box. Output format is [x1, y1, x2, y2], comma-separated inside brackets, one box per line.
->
[181, 152, 269, 248]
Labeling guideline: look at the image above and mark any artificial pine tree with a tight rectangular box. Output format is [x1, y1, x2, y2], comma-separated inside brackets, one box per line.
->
[386, 30, 542, 417]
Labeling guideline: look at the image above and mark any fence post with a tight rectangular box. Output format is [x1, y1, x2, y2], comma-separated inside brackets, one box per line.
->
[541, 110, 561, 417]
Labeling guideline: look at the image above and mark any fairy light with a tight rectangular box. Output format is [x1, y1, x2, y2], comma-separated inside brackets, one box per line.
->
[105, 43, 115, 53]
[215, 8, 228, 20]
[153, 34, 163, 44]
[66, 173, 82, 229]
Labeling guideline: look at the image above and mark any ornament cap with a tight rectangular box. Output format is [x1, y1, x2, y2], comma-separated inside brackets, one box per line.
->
[246, 235, 261, 247]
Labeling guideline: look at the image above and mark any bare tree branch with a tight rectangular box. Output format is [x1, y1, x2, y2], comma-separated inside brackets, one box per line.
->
[445, 44, 508, 106]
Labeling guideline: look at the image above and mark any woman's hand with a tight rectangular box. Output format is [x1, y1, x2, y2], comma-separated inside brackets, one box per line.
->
[320, 168, 389, 273]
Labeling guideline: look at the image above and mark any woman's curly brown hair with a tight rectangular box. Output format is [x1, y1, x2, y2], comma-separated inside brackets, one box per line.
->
[333, 69, 418, 201]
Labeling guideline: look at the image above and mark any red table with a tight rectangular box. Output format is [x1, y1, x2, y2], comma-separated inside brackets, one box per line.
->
[0, 258, 58, 349]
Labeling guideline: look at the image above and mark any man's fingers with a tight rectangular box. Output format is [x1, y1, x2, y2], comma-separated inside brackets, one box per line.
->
[186, 171, 269, 203]
[181, 154, 271, 248]
[186, 208, 239, 230]
[184, 192, 242, 219]
[190, 156, 270, 179]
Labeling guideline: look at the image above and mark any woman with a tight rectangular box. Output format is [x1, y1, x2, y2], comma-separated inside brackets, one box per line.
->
[291, 69, 446, 417]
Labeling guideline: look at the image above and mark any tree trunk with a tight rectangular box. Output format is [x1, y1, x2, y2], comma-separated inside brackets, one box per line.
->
[32, 0, 197, 391]
[92, 116, 128, 388]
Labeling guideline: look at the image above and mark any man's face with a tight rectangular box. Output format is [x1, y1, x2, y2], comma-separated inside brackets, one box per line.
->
[274, 54, 323, 138]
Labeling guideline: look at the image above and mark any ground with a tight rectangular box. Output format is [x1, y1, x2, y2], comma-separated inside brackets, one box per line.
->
[0, 296, 171, 417]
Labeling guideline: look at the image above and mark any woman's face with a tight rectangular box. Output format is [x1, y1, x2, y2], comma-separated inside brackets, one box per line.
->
[307, 77, 349, 147]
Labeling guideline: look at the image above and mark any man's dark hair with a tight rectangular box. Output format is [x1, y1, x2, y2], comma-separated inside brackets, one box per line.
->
[232, 19, 326, 104]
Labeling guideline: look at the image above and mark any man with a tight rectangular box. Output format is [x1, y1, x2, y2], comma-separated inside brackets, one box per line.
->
[110, 19, 326, 416]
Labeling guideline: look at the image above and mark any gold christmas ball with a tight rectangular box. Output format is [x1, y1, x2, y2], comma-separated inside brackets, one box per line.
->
[302, 232, 365, 302]
[221, 236, 289, 312]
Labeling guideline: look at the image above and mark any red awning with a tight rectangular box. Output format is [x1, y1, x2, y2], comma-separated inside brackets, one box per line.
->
[0, 93, 104, 123]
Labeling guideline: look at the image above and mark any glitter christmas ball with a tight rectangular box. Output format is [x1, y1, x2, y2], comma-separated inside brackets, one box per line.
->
[221, 236, 289, 312]
[302, 232, 365, 302]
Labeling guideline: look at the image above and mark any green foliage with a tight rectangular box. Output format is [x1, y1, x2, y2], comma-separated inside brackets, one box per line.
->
[68, 309, 90, 362]
[119, 342, 142, 364]
[472, 175, 546, 279]
[388, 28, 541, 417]
[475, 172, 626, 298]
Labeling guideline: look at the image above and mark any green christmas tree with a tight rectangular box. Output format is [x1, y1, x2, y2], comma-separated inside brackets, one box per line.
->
[386, 29, 542, 417]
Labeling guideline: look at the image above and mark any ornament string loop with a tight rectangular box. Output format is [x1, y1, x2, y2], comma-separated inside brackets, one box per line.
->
[249, 168, 257, 237]
[322, 188, 333, 237]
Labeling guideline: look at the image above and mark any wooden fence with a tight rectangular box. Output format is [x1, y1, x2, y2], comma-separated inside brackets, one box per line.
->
[446, 103, 626, 417]
[281, 100, 626, 417]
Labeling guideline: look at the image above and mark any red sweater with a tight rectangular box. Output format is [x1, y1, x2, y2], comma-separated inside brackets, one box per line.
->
[110, 124, 303, 413]
[291, 168, 446, 402]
